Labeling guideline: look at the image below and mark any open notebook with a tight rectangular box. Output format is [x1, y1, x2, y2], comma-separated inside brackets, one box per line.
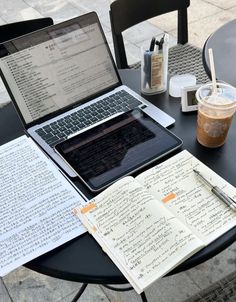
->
[73, 150, 236, 293]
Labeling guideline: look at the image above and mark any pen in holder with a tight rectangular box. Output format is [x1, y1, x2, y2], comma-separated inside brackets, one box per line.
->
[141, 34, 169, 95]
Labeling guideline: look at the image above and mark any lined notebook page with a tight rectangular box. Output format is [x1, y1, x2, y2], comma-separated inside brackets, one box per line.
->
[136, 150, 236, 244]
[76, 176, 203, 293]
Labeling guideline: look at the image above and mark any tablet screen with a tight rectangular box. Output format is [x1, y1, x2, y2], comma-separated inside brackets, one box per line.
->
[55, 109, 182, 191]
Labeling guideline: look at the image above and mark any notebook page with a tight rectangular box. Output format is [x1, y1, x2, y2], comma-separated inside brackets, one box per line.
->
[136, 150, 236, 244]
[76, 176, 203, 293]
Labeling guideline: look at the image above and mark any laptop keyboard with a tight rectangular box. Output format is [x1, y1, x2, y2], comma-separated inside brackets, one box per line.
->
[35, 90, 142, 147]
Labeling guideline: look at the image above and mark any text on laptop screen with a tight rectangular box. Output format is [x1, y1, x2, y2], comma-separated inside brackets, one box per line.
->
[0, 17, 119, 124]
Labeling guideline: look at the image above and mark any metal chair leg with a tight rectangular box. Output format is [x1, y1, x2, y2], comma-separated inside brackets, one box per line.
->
[71, 283, 88, 302]
[140, 291, 148, 302]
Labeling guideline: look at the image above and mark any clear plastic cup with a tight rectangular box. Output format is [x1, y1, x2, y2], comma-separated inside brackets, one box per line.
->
[196, 82, 236, 148]
[140, 43, 168, 95]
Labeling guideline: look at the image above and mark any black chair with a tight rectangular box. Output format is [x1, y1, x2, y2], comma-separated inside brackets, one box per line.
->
[0, 17, 53, 43]
[110, 0, 209, 84]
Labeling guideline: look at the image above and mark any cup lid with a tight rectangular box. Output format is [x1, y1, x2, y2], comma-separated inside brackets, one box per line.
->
[197, 82, 236, 109]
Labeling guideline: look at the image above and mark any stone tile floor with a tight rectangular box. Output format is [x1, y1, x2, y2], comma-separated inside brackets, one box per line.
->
[0, 0, 236, 301]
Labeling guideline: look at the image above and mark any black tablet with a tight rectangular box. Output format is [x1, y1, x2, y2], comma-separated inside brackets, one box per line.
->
[55, 109, 182, 191]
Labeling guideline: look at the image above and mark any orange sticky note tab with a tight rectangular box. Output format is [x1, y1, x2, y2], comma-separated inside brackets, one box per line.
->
[162, 192, 176, 203]
[92, 226, 97, 232]
[80, 202, 96, 214]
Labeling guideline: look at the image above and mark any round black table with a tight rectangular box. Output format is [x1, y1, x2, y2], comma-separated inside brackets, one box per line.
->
[203, 19, 236, 87]
[1, 70, 236, 291]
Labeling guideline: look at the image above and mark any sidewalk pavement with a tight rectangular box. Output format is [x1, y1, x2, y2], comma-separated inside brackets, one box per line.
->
[0, 0, 236, 301]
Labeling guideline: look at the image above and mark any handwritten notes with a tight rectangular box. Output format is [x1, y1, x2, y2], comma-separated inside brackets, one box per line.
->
[78, 176, 203, 293]
[74, 150, 236, 293]
[0, 136, 86, 276]
[136, 150, 236, 244]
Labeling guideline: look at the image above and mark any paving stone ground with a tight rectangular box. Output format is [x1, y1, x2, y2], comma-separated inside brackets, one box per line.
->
[0, 0, 236, 301]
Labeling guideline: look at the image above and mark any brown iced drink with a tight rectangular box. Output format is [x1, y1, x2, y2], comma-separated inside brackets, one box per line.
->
[197, 109, 233, 147]
[196, 82, 236, 148]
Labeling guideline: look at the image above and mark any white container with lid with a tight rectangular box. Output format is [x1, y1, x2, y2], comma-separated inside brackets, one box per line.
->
[169, 74, 196, 98]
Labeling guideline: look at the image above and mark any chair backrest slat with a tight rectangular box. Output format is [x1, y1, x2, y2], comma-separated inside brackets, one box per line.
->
[110, 0, 190, 68]
[0, 17, 53, 43]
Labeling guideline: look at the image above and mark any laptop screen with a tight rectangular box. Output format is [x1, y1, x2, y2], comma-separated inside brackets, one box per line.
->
[0, 12, 120, 125]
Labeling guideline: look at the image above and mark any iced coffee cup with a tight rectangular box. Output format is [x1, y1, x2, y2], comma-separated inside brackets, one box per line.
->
[196, 82, 236, 148]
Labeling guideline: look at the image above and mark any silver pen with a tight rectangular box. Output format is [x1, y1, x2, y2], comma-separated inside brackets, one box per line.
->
[193, 169, 236, 212]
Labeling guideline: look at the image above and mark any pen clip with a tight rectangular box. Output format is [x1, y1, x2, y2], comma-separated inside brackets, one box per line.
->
[156, 34, 165, 51]
[229, 196, 236, 205]
[149, 37, 156, 51]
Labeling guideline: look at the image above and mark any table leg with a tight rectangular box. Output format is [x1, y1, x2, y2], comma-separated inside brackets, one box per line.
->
[140, 291, 148, 302]
[70, 283, 148, 301]
[103, 284, 148, 301]
[71, 283, 88, 302]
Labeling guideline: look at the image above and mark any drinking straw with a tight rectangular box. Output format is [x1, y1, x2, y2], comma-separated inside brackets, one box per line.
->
[208, 48, 217, 94]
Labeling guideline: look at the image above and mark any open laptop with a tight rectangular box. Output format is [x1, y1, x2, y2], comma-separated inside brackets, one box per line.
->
[0, 12, 174, 177]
